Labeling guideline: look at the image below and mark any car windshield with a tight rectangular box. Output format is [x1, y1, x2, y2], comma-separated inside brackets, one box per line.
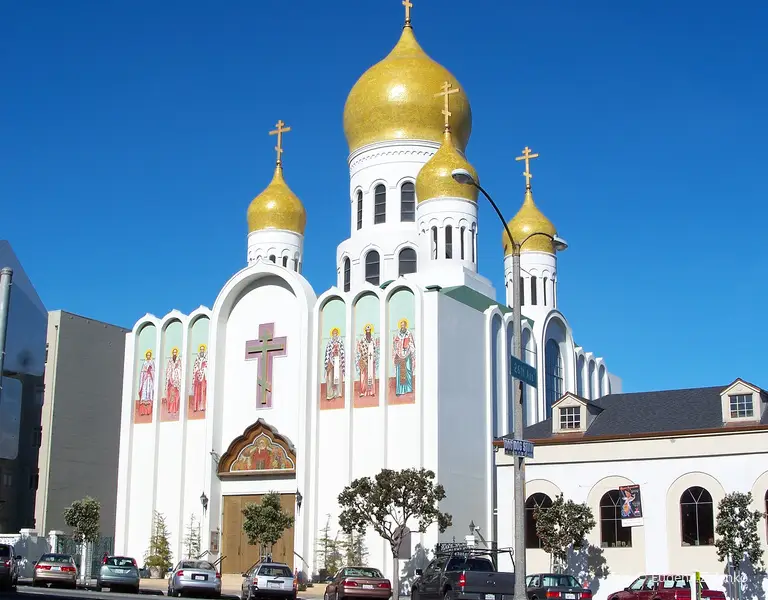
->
[445, 558, 494, 572]
[344, 568, 383, 578]
[0, 545, 11, 558]
[541, 575, 580, 588]
[106, 557, 135, 567]
[662, 578, 709, 590]
[181, 561, 214, 571]
[40, 554, 73, 564]
[259, 565, 293, 577]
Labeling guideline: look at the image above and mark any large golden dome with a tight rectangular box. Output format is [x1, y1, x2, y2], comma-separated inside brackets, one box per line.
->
[247, 164, 307, 235]
[343, 23, 472, 154]
[503, 188, 557, 255]
[416, 129, 478, 203]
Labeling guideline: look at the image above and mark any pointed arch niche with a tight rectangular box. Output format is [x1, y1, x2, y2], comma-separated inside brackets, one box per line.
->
[217, 419, 297, 478]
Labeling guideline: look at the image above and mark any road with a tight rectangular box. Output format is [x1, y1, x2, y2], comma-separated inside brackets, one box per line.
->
[2, 584, 326, 600]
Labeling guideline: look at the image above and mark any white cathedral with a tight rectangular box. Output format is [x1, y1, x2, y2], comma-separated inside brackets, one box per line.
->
[114, 5, 620, 583]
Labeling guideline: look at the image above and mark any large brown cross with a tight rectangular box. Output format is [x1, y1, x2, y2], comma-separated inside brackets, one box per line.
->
[269, 120, 291, 166]
[245, 323, 287, 408]
[435, 81, 459, 131]
[515, 146, 540, 189]
[403, 0, 413, 25]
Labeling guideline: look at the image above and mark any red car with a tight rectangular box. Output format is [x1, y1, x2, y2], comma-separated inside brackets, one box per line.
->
[608, 575, 726, 600]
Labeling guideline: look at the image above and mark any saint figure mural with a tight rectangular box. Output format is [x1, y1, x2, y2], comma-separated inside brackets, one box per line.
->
[231, 435, 291, 472]
[355, 324, 380, 397]
[324, 328, 345, 400]
[137, 349, 155, 416]
[393, 319, 415, 395]
[191, 344, 208, 413]
[164, 347, 182, 415]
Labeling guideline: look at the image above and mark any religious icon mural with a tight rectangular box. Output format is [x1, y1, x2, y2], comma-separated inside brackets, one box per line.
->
[244, 322, 287, 410]
[133, 323, 157, 424]
[187, 316, 210, 420]
[160, 320, 183, 422]
[388, 288, 416, 405]
[319, 298, 346, 411]
[353, 293, 380, 408]
[230, 433, 296, 473]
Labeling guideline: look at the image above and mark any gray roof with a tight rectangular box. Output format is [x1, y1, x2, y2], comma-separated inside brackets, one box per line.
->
[517, 382, 768, 440]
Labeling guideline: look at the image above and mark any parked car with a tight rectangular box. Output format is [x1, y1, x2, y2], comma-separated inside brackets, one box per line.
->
[32, 553, 77, 589]
[96, 555, 141, 593]
[168, 560, 222, 598]
[525, 574, 591, 599]
[411, 545, 516, 600]
[324, 566, 392, 600]
[242, 561, 297, 600]
[0, 543, 21, 591]
[608, 575, 726, 600]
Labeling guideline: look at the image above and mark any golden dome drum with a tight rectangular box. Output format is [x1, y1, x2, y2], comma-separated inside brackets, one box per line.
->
[415, 130, 478, 203]
[247, 165, 307, 235]
[343, 25, 472, 154]
[503, 189, 557, 255]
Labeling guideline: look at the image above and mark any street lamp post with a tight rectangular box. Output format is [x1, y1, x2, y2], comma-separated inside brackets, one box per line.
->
[452, 166, 566, 600]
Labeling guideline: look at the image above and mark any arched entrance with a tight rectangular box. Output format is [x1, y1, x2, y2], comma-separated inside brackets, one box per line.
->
[217, 419, 297, 574]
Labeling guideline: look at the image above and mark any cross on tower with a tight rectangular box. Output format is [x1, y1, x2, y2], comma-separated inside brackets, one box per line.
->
[434, 81, 459, 131]
[402, 0, 413, 26]
[515, 146, 540, 189]
[269, 120, 291, 166]
[244, 323, 287, 408]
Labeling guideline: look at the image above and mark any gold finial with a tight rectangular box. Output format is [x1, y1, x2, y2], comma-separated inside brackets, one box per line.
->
[434, 81, 459, 132]
[269, 120, 291, 166]
[515, 146, 540, 189]
[402, 0, 413, 26]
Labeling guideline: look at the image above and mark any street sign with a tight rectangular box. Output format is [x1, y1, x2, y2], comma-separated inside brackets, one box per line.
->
[510, 355, 537, 388]
[503, 438, 534, 459]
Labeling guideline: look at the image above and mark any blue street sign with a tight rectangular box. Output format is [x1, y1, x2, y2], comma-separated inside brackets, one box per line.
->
[510, 355, 537, 388]
[504, 438, 534, 459]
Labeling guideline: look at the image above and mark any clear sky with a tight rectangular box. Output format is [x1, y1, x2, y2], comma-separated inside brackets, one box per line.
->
[2, 1, 766, 393]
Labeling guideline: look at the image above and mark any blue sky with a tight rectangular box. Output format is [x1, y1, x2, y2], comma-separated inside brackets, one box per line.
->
[2, 1, 766, 393]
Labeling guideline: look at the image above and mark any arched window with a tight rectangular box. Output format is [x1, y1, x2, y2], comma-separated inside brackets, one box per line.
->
[343, 257, 351, 292]
[471, 226, 476, 263]
[519, 278, 525, 306]
[374, 184, 386, 224]
[431, 227, 438, 259]
[543, 277, 548, 305]
[460, 226, 466, 259]
[525, 493, 553, 548]
[680, 487, 714, 546]
[282, 256, 288, 267]
[531, 276, 538, 305]
[576, 355, 585, 397]
[598, 364, 606, 397]
[545, 339, 563, 418]
[398, 248, 417, 276]
[269, 255, 276, 263]
[356, 191, 363, 230]
[365, 251, 380, 285]
[400, 182, 415, 222]
[600, 490, 633, 548]
[588, 361, 596, 399]
[445, 226, 453, 259]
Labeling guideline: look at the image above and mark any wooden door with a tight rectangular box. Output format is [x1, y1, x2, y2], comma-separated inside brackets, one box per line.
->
[221, 494, 296, 574]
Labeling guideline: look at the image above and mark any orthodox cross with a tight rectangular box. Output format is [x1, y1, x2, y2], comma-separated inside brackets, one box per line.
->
[269, 120, 291, 166]
[244, 323, 287, 408]
[403, 0, 413, 26]
[434, 81, 459, 131]
[515, 146, 539, 189]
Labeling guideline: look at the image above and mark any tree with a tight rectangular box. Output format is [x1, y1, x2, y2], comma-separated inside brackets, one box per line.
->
[341, 531, 368, 566]
[145, 511, 173, 574]
[715, 492, 765, 587]
[63, 496, 101, 545]
[316, 516, 342, 578]
[242, 492, 295, 559]
[338, 468, 451, 599]
[183, 514, 202, 559]
[534, 494, 596, 572]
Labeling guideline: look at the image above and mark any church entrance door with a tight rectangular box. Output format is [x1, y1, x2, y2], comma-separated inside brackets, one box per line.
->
[221, 493, 296, 574]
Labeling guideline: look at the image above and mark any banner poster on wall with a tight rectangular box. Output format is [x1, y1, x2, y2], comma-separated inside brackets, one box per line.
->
[619, 484, 644, 527]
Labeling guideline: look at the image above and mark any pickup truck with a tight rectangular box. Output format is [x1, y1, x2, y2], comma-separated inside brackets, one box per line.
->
[411, 547, 515, 600]
[608, 575, 726, 600]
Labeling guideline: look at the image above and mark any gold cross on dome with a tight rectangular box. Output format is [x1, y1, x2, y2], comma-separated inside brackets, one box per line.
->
[403, 0, 413, 26]
[269, 120, 291, 165]
[515, 146, 540, 188]
[434, 81, 459, 130]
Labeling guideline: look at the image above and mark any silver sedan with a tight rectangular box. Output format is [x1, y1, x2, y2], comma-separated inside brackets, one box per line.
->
[168, 560, 222, 598]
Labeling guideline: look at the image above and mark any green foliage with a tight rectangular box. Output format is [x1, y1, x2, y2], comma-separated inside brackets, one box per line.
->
[316, 516, 343, 575]
[715, 492, 765, 573]
[145, 511, 173, 571]
[341, 530, 369, 566]
[534, 494, 596, 571]
[183, 514, 202, 559]
[242, 492, 295, 553]
[63, 496, 101, 544]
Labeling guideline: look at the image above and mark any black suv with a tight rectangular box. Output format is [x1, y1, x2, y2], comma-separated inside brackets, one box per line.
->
[0, 543, 21, 590]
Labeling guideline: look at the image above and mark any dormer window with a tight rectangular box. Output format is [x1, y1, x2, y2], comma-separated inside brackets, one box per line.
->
[729, 394, 754, 419]
[559, 406, 581, 430]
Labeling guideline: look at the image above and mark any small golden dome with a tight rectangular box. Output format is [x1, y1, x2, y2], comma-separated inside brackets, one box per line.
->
[247, 165, 307, 235]
[343, 25, 472, 154]
[503, 188, 557, 255]
[415, 129, 478, 203]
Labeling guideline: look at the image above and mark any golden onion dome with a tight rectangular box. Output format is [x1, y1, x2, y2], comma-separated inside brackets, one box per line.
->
[415, 129, 478, 203]
[343, 24, 472, 154]
[503, 188, 557, 255]
[246, 164, 307, 235]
